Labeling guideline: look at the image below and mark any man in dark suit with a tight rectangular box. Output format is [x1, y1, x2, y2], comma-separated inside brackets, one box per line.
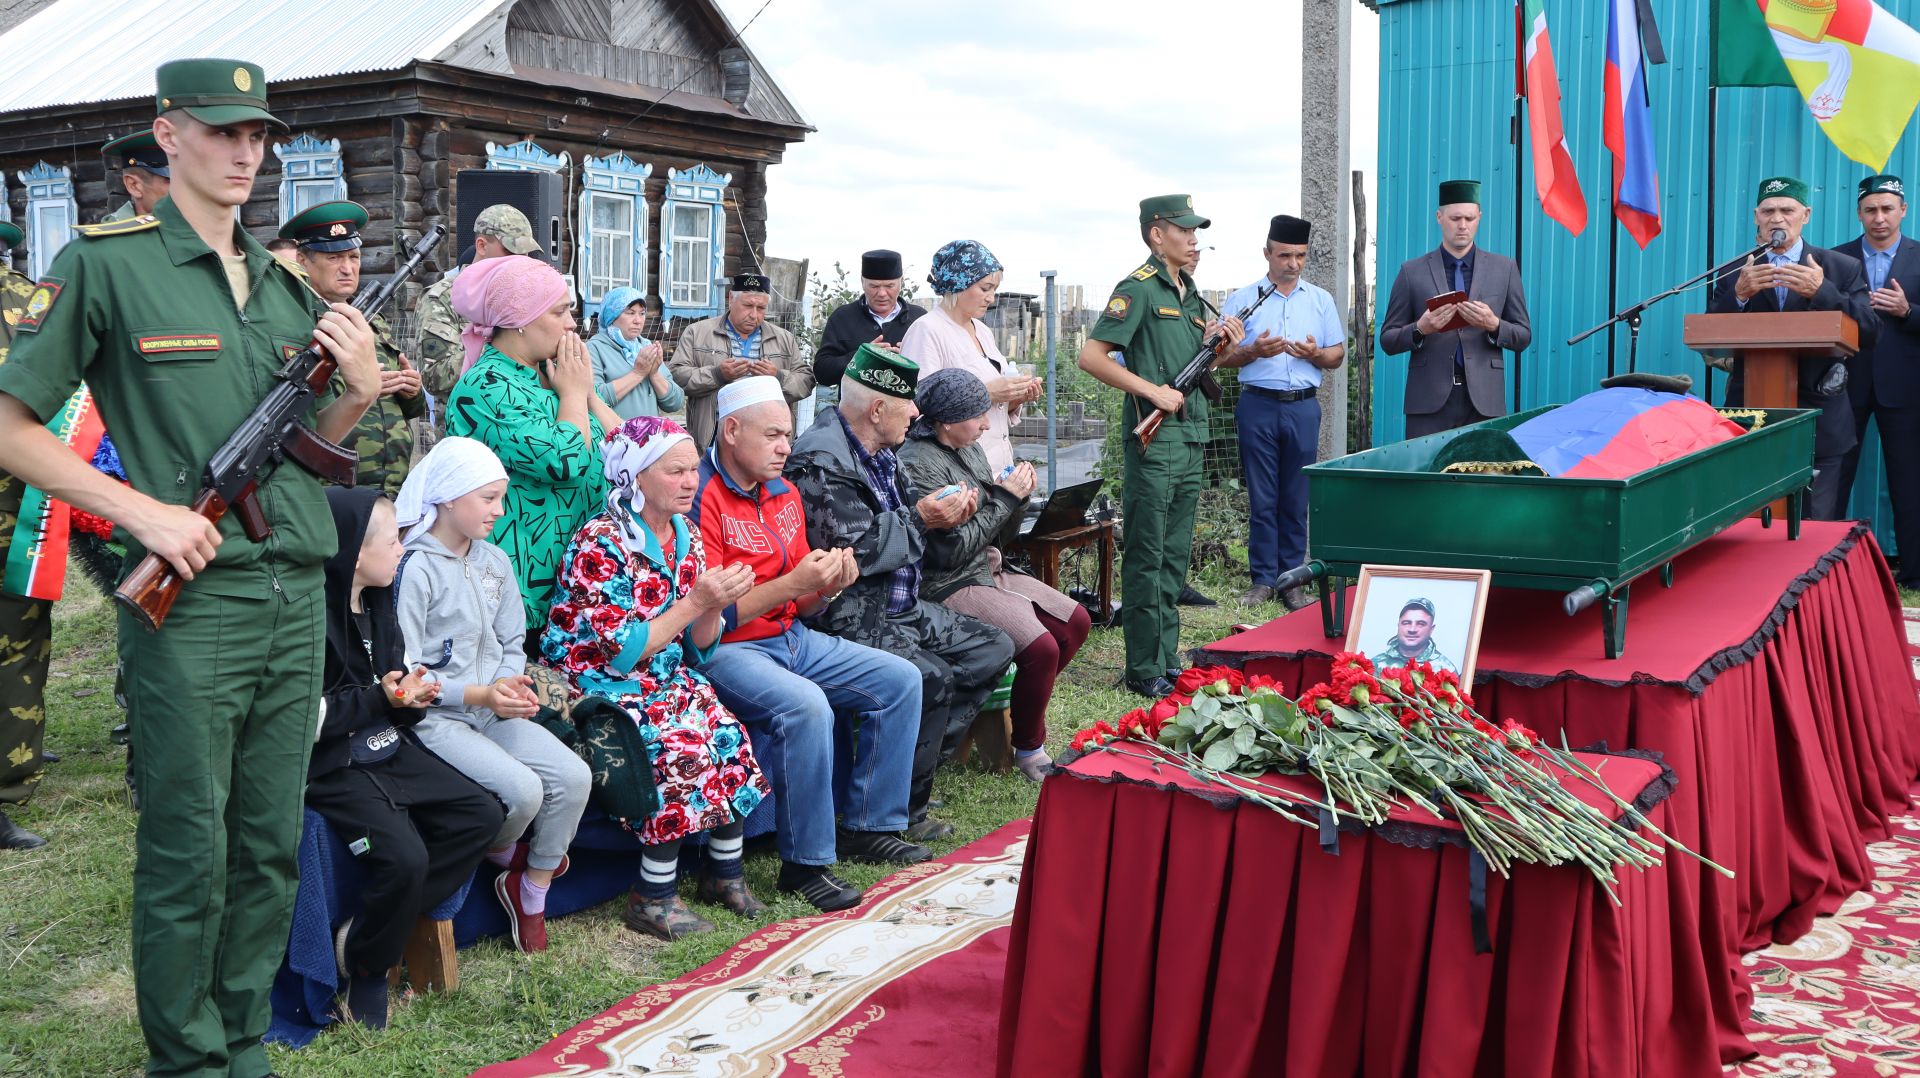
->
[1379, 179, 1532, 437]
[1709, 175, 1877, 521]
[1833, 174, 1920, 584]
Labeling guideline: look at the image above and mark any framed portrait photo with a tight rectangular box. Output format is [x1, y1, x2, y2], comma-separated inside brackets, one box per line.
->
[1342, 565, 1493, 686]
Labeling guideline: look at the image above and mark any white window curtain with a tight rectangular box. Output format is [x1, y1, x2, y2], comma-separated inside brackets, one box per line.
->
[16, 162, 75, 281]
[659, 165, 730, 322]
[576, 151, 651, 313]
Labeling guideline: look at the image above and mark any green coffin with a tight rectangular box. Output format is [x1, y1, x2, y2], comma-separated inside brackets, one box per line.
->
[1294, 405, 1818, 658]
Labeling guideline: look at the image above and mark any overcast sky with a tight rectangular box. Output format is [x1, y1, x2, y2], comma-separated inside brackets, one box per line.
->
[715, 0, 1380, 308]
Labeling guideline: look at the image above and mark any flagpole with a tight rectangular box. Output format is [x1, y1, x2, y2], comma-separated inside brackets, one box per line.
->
[1513, 0, 1526, 413]
[1703, 85, 1718, 404]
[1607, 219, 1619, 378]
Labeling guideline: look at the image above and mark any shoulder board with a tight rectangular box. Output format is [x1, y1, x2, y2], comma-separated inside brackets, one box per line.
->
[1129, 263, 1159, 281]
[74, 215, 160, 238]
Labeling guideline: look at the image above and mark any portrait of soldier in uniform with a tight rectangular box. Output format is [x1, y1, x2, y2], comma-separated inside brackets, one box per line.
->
[1345, 567, 1491, 683]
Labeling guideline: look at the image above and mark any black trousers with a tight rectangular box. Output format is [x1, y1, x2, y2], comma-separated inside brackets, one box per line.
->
[1837, 395, 1920, 582]
[304, 744, 503, 977]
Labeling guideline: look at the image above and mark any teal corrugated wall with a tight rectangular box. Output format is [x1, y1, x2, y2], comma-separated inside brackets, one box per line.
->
[1374, 0, 1920, 553]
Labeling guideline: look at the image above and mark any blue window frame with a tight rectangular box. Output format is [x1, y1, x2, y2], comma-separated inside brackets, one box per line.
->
[17, 162, 75, 281]
[577, 151, 651, 313]
[273, 133, 347, 225]
[660, 164, 730, 322]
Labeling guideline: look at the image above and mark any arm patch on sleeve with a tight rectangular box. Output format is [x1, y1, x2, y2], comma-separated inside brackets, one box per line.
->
[15, 279, 62, 333]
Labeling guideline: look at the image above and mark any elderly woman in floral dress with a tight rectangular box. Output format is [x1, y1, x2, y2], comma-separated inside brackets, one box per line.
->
[542, 415, 771, 939]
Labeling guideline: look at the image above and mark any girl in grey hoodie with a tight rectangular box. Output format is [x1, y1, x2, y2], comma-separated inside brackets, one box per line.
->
[393, 436, 590, 953]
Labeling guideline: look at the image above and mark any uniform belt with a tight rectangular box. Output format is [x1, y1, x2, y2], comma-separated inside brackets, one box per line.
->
[1243, 385, 1316, 403]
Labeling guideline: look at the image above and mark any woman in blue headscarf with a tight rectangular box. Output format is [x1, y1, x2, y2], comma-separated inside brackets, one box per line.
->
[589, 286, 684, 420]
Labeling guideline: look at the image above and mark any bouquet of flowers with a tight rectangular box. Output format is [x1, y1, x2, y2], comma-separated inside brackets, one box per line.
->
[1070, 654, 1726, 901]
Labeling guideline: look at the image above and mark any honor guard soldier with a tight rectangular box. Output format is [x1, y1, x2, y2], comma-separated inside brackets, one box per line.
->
[283, 200, 424, 495]
[101, 129, 171, 220]
[1076, 195, 1244, 697]
[0, 58, 379, 1077]
[0, 219, 50, 851]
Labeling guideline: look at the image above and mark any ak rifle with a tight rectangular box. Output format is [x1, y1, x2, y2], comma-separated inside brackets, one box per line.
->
[1132, 282, 1277, 448]
[115, 224, 446, 630]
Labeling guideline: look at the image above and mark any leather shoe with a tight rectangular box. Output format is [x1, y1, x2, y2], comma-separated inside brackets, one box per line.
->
[1280, 585, 1315, 611]
[903, 816, 955, 843]
[1124, 675, 1175, 699]
[38, 751, 58, 764]
[0, 809, 45, 850]
[839, 828, 934, 864]
[1177, 585, 1217, 607]
[1239, 585, 1275, 605]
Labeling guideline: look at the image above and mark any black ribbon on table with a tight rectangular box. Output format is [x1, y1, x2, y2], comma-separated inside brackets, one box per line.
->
[1468, 851, 1491, 955]
[1318, 806, 1341, 856]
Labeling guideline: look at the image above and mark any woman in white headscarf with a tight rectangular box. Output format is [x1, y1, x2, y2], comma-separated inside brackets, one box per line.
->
[540, 416, 770, 940]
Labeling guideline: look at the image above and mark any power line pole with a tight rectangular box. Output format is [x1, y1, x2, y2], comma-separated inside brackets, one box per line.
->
[1303, 0, 1353, 459]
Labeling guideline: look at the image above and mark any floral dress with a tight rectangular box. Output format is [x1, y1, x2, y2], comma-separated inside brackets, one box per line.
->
[542, 511, 768, 844]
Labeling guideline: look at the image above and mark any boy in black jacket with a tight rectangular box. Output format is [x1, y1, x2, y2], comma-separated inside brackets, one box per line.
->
[312, 488, 503, 1028]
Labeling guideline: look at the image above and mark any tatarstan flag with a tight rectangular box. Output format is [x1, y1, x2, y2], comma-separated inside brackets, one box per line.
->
[1521, 0, 1588, 234]
[1731, 0, 1920, 170]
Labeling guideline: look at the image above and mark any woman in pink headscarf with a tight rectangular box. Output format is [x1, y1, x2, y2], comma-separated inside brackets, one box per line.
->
[446, 255, 625, 630]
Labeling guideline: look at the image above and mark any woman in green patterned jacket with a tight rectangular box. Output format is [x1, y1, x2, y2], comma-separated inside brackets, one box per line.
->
[445, 255, 622, 629]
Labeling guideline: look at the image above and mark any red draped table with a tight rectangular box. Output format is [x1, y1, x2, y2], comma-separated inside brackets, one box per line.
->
[997, 520, 1920, 1075]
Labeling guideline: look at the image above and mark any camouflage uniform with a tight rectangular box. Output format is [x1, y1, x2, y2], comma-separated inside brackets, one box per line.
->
[785, 407, 1013, 822]
[333, 313, 423, 496]
[0, 265, 48, 806]
[415, 271, 463, 405]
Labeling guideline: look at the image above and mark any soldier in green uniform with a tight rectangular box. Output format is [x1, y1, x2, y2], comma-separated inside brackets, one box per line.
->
[416, 203, 542, 405]
[1078, 194, 1243, 697]
[0, 59, 378, 1078]
[284, 199, 424, 495]
[1367, 597, 1459, 673]
[0, 220, 50, 850]
[101, 129, 171, 221]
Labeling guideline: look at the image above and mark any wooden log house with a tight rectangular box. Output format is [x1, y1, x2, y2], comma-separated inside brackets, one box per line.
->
[0, 0, 812, 342]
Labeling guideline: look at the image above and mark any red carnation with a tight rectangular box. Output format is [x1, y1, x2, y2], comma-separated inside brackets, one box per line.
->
[1117, 708, 1150, 737]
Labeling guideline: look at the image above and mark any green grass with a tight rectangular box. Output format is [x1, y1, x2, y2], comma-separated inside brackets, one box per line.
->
[0, 561, 1265, 1077]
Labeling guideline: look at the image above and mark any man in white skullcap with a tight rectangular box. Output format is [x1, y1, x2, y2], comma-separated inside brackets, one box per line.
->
[688, 377, 929, 913]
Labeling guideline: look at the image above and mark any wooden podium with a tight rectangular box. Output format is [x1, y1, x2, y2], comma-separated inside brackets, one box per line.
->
[1681, 310, 1858, 407]
[1683, 310, 1856, 518]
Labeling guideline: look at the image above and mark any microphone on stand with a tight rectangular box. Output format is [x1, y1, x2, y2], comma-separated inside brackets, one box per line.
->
[1752, 228, 1789, 258]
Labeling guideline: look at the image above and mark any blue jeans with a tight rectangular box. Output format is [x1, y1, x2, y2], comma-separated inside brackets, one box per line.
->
[702, 624, 920, 865]
[1237, 391, 1320, 587]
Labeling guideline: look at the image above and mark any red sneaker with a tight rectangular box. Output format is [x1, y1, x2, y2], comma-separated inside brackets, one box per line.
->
[493, 869, 549, 953]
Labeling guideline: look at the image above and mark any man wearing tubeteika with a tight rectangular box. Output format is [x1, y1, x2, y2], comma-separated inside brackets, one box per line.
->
[1833, 174, 1920, 580]
[1709, 175, 1876, 521]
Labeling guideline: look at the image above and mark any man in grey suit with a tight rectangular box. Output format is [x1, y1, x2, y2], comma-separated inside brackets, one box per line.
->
[1833, 174, 1920, 573]
[1709, 175, 1876, 521]
[1379, 179, 1532, 437]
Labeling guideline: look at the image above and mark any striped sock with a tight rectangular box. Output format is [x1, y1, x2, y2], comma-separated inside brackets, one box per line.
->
[638, 853, 680, 899]
[706, 832, 745, 880]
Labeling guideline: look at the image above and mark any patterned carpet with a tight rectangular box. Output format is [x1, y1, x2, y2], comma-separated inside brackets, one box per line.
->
[1728, 611, 1920, 1076]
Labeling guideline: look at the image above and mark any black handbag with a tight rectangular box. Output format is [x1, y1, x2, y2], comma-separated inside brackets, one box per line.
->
[534, 696, 663, 823]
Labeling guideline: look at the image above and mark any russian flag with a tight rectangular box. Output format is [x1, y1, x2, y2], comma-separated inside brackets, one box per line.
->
[1509, 388, 1742, 479]
[1605, 0, 1663, 248]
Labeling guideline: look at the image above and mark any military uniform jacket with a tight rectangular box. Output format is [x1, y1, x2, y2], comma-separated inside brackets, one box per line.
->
[1089, 254, 1212, 442]
[335, 313, 424, 497]
[0, 199, 333, 599]
[0, 268, 38, 567]
[415, 272, 463, 402]
[784, 408, 928, 638]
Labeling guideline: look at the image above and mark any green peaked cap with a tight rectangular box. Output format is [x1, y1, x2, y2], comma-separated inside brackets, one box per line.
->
[278, 200, 368, 252]
[155, 58, 285, 130]
[846, 343, 919, 399]
[1139, 193, 1210, 229]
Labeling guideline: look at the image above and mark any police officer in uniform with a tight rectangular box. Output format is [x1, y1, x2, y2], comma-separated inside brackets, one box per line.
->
[283, 199, 424, 495]
[0, 59, 378, 1077]
[0, 220, 49, 850]
[101, 129, 172, 220]
[1077, 195, 1243, 697]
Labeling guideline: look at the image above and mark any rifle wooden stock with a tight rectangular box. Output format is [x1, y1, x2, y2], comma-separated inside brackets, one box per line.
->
[113, 486, 246, 632]
[1132, 406, 1169, 448]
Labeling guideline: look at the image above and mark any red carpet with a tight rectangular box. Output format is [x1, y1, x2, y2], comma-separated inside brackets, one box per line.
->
[469, 821, 1026, 1077]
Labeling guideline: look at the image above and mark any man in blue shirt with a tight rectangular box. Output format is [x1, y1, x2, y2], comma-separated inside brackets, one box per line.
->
[1834, 175, 1920, 582]
[1219, 215, 1345, 608]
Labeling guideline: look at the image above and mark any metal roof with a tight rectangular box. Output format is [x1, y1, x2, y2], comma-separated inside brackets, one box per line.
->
[0, 0, 509, 112]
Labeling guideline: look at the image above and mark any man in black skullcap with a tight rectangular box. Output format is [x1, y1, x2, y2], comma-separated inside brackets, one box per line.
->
[815, 249, 928, 386]
[670, 271, 815, 450]
[1217, 214, 1345, 609]
[1380, 179, 1531, 437]
[101, 130, 171, 221]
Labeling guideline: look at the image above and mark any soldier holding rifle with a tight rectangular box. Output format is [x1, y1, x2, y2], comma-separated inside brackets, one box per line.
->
[0, 59, 378, 1078]
[1077, 194, 1243, 698]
